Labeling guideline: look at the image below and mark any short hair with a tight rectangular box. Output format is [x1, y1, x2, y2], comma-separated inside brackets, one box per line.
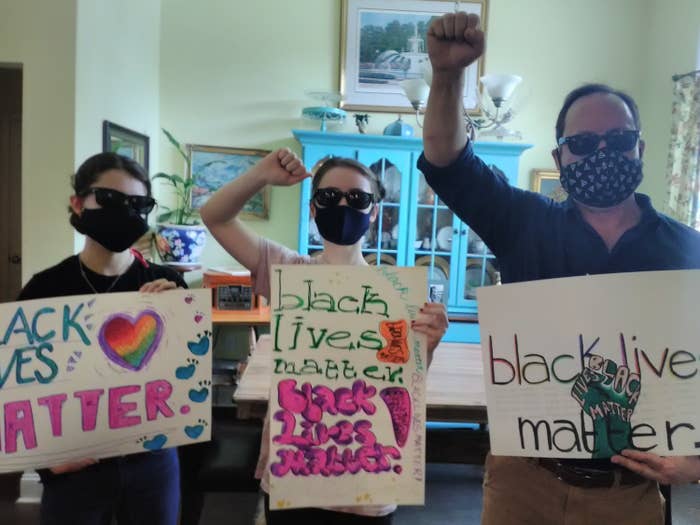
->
[555, 83, 641, 141]
[311, 156, 386, 202]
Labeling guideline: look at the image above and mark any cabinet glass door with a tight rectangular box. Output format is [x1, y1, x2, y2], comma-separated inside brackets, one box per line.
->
[357, 151, 412, 266]
[454, 225, 500, 308]
[408, 172, 459, 305]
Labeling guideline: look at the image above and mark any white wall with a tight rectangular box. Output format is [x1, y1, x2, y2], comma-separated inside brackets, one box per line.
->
[0, 0, 78, 281]
[74, 0, 162, 251]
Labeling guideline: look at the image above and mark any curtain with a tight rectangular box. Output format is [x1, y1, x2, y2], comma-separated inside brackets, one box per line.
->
[664, 71, 700, 228]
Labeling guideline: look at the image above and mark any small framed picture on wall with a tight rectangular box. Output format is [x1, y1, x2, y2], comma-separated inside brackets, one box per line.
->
[102, 121, 149, 172]
[531, 169, 567, 202]
[188, 145, 270, 220]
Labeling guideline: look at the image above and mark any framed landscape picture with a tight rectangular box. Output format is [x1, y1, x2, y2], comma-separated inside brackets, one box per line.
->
[102, 121, 149, 171]
[188, 145, 270, 220]
[531, 169, 567, 203]
[340, 0, 488, 113]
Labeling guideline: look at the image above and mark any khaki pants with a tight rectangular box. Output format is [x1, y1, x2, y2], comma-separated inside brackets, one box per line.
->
[481, 454, 665, 525]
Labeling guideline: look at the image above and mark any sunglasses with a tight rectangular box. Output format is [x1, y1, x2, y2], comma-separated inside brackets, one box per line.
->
[81, 187, 156, 214]
[313, 187, 374, 210]
[558, 129, 640, 156]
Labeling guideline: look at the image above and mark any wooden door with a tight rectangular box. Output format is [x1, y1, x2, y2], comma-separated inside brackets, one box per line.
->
[0, 67, 22, 303]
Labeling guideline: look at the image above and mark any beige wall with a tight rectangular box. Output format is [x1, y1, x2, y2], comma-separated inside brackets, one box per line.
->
[0, 0, 78, 282]
[159, 0, 652, 271]
[159, 0, 343, 271]
[74, 0, 162, 251]
[2, 0, 698, 279]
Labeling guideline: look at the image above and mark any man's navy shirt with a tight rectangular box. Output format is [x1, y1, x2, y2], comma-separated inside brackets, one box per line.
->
[419, 142, 700, 284]
[419, 142, 700, 469]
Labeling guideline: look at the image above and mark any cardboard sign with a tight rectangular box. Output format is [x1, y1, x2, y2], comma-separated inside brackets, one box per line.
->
[268, 265, 427, 509]
[478, 270, 700, 459]
[0, 289, 212, 473]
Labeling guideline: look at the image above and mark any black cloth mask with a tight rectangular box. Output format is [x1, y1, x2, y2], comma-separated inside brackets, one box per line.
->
[560, 148, 643, 208]
[73, 207, 149, 252]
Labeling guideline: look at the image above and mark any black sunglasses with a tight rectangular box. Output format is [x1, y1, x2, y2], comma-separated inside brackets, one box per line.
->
[558, 129, 640, 156]
[82, 187, 156, 215]
[313, 187, 374, 210]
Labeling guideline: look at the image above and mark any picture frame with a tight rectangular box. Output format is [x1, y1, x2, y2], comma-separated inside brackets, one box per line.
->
[188, 145, 270, 220]
[102, 121, 149, 172]
[340, 0, 488, 113]
[531, 169, 567, 202]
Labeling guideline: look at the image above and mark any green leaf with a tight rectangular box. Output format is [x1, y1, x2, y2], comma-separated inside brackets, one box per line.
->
[162, 128, 189, 164]
[157, 210, 174, 222]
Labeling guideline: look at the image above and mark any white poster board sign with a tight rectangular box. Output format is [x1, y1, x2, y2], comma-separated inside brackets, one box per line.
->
[268, 265, 427, 509]
[0, 289, 212, 472]
[478, 270, 700, 459]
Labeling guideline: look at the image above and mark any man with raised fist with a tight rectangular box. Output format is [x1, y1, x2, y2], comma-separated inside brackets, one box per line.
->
[418, 10, 700, 525]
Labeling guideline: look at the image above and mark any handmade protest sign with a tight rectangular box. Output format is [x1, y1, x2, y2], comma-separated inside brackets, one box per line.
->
[268, 265, 427, 509]
[478, 270, 700, 459]
[0, 289, 211, 473]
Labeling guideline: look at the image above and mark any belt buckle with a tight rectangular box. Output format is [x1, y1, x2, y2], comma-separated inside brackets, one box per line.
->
[550, 460, 614, 488]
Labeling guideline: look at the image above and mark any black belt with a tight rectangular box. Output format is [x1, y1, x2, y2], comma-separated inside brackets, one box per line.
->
[536, 458, 647, 489]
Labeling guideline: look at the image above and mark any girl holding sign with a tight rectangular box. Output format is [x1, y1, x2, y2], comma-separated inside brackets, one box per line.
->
[201, 149, 448, 524]
[18, 152, 185, 525]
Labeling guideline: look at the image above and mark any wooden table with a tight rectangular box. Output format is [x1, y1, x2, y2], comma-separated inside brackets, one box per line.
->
[234, 335, 487, 423]
[212, 307, 271, 326]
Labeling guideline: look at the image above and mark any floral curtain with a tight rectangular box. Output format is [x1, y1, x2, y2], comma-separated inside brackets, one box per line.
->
[665, 71, 700, 228]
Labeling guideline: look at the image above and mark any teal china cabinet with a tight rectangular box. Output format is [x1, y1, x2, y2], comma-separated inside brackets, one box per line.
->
[293, 129, 532, 343]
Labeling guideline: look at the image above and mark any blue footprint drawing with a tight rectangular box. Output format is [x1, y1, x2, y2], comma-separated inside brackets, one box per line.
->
[188, 331, 211, 356]
[188, 380, 211, 403]
[175, 358, 199, 380]
[139, 434, 168, 451]
[184, 419, 209, 439]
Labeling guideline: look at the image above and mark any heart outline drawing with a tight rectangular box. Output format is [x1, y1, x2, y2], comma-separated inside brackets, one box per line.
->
[98, 310, 164, 371]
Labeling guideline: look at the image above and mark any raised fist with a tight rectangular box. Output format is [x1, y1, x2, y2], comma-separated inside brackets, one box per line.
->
[571, 354, 641, 458]
[259, 148, 312, 187]
[427, 12, 485, 74]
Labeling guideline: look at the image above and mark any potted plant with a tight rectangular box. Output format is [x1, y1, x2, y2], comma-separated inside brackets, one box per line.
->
[152, 129, 208, 264]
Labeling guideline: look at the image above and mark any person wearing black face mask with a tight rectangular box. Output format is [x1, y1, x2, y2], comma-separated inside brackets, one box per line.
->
[417, 12, 700, 525]
[17, 152, 186, 525]
[201, 149, 449, 524]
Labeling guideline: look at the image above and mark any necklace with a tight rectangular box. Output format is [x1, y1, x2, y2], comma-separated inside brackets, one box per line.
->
[78, 256, 130, 294]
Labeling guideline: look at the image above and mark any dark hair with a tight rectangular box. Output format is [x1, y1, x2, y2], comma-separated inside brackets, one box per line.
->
[555, 83, 641, 141]
[311, 156, 386, 202]
[69, 152, 151, 227]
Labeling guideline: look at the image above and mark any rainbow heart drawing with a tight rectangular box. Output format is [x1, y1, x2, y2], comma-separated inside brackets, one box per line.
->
[98, 310, 164, 371]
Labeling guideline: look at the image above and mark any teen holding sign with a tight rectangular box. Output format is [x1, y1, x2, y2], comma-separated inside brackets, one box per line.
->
[18, 152, 185, 525]
[201, 149, 447, 523]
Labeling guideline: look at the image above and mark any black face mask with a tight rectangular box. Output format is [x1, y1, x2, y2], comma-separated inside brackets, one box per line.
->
[73, 207, 149, 252]
[559, 148, 643, 208]
[314, 205, 371, 246]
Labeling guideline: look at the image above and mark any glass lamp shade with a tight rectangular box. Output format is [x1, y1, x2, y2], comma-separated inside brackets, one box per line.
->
[399, 78, 430, 110]
[480, 74, 522, 105]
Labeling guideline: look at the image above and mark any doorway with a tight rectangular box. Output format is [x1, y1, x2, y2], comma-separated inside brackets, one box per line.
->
[0, 66, 22, 303]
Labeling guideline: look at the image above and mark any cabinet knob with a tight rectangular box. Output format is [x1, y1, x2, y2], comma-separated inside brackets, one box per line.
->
[8, 254, 21, 264]
[461, 229, 467, 235]
[453, 228, 459, 235]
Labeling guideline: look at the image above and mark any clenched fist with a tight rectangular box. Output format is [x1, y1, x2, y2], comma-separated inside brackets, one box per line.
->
[258, 148, 312, 187]
[427, 12, 485, 74]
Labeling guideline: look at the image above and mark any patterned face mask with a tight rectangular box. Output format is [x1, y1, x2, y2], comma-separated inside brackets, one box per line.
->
[559, 148, 643, 208]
